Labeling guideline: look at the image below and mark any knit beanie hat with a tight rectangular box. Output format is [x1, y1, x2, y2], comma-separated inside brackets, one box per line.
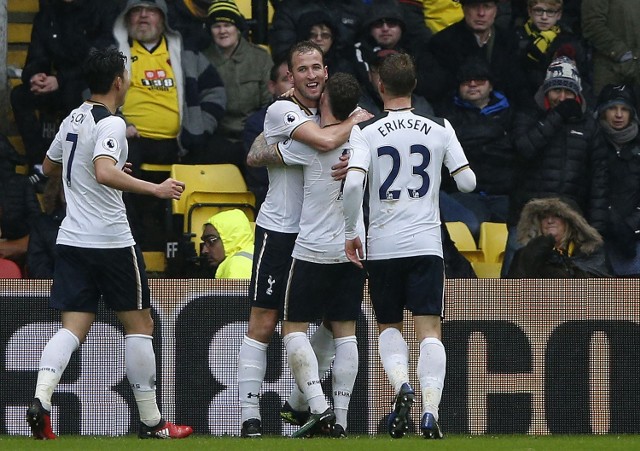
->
[207, 0, 245, 30]
[542, 56, 582, 96]
[596, 84, 638, 119]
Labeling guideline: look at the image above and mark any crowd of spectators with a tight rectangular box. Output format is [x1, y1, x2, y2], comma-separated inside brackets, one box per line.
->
[4, 0, 640, 278]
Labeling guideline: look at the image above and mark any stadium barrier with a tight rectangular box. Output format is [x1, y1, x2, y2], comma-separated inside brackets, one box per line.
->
[1, 279, 639, 436]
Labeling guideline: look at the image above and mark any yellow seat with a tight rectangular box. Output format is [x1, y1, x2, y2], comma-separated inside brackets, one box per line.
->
[143, 251, 166, 273]
[471, 261, 502, 279]
[8, 0, 39, 13]
[140, 163, 172, 173]
[169, 164, 249, 216]
[479, 222, 508, 263]
[8, 23, 32, 44]
[186, 191, 256, 253]
[445, 222, 483, 263]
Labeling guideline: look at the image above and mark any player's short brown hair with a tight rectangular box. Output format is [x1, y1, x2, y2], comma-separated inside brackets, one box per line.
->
[378, 52, 416, 97]
[287, 40, 325, 71]
[325, 73, 361, 121]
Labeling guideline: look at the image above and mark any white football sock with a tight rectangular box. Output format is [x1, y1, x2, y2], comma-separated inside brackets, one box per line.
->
[418, 337, 446, 420]
[284, 332, 328, 414]
[288, 323, 334, 411]
[378, 327, 409, 394]
[125, 334, 161, 427]
[238, 335, 268, 422]
[332, 335, 358, 430]
[311, 323, 336, 378]
[35, 328, 80, 411]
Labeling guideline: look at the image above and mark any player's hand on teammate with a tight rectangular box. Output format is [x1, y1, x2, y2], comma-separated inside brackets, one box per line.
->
[345, 237, 364, 268]
[122, 162, 133, 175]
[157, 178, 185, 199]
[126, 124, 141, 139]
[331, 152, 349, 180]
[350, 107, 373, 124]
[280, 87, 295, 99]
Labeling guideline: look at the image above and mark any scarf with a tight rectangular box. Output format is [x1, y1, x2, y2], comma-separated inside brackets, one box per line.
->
[524, 19, 561, 62]
[599, 119, 639, 150]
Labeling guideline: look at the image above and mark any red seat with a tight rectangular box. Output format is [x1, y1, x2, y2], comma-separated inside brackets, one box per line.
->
[0, 258, 23, 278]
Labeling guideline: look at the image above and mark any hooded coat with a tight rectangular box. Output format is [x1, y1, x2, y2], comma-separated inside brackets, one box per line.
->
[208, 209, 254, 279]
[507, 197, 609, 278]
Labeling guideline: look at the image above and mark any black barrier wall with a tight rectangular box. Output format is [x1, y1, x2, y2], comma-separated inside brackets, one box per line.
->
[1, 279, 639, 436]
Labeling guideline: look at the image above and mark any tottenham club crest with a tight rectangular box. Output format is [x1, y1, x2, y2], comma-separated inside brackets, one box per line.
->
[284, 111, 299, 125]
[102, 137, 118, 152]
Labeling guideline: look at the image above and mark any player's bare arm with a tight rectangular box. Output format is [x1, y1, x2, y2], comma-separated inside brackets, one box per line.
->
[292, 108, 372, 152]
[94, 157, 185, 199]
[246, 132, 283, 167]
[42, 156, 62, 177]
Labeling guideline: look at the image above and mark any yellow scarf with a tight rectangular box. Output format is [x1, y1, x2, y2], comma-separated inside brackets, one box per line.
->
[554, 241, 575, 257]
[524, 19, 561, 62]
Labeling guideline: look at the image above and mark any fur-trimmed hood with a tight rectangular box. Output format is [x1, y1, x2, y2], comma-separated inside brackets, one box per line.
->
[516, 197, 603, 254]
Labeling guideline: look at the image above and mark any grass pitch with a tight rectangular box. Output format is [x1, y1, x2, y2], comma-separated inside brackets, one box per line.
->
[1, 434, 639, 450]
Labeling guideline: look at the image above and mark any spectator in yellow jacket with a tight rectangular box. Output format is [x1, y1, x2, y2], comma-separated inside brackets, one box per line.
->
[201, 209, 254, 279]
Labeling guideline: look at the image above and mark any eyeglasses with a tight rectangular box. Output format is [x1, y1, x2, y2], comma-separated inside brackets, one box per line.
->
[531, 7, 560, 17]
[371, 18, 401, 29]
[310, 32, 333, 40]
[201, 235, 220, 247]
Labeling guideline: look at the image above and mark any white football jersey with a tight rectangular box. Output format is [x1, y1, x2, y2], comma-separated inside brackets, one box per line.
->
[279, 136, 365, 263]
[257, 97, 319, 233]
[46, 102, 135, 248]
[348, 109, 469, 259]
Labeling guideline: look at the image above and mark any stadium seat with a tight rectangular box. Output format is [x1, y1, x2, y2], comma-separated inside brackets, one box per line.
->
[445, 222, 484, 263]
[143, 251, 166, 273]
[169, 164, 250, 216]
[186, 191, 256, 254]
[479, 222, 508, 263]
[471, 261, 502, 279]
[0, 258, 23, 279]
[140, 163, 172, 173]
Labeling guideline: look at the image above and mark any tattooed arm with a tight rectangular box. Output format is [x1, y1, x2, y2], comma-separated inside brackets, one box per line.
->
[246, 132, 284, 167]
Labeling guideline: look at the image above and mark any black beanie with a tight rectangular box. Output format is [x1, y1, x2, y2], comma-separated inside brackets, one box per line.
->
[596, 84, 638, 118]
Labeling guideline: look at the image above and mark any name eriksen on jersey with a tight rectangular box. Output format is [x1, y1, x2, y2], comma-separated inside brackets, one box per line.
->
[377, 118, 431, 137]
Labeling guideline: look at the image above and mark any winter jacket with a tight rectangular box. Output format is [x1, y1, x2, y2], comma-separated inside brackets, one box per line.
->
[113, 0, 226, 156]
[428, 19, 529, 106]
[514, 23, 590, 101]
[602, 132, 640, 255]
[204, 37, 273, 141]
[21, 0, 118, 96]
[437, 91, 515, 195]
[507, 197, 609, 278]
[269, 0, 366, 63]
[0, 135, 41, 241]
[582, 0, 640, 92]
[26, 207, 65, 279]
[509, 101, 609, 234]
[582, 0, 640, 64]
